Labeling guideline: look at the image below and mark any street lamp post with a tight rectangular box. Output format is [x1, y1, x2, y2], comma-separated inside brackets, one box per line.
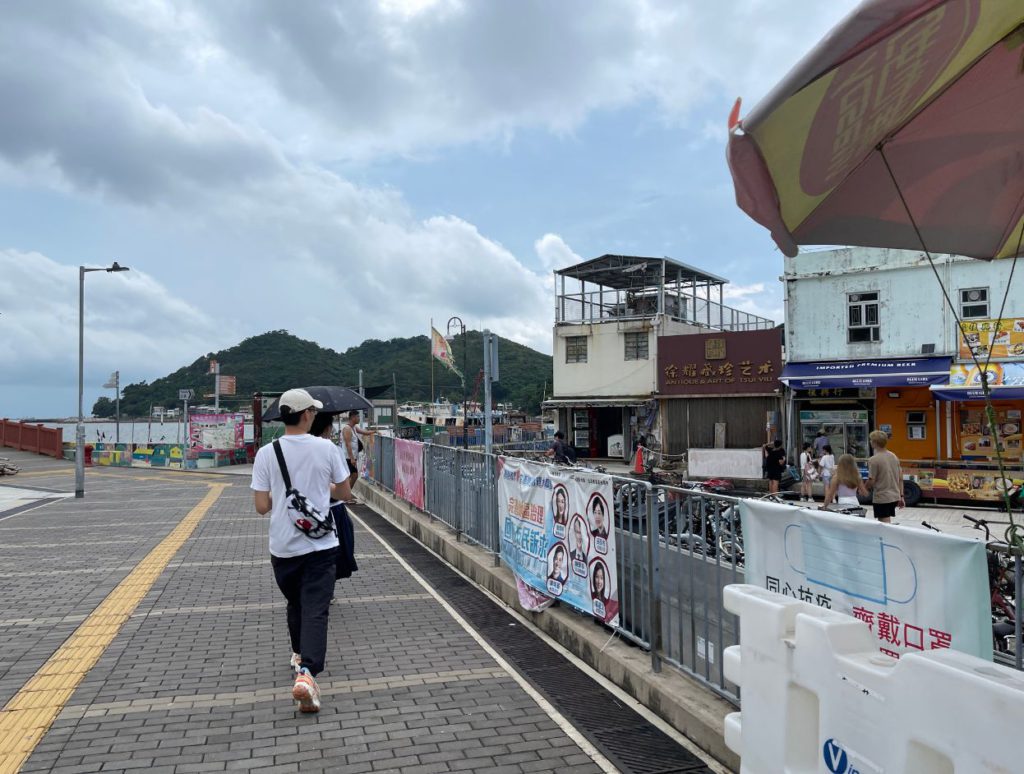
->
[77, 262, 130, 498]
[103, 370, 121, 443]
[446, 316, 467, 448]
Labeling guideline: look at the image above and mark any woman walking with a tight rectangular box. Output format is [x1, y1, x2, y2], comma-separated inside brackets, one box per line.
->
[824, 454, 867, 508]
[799, 442, 816, 502]
[818, 444, 835, 493]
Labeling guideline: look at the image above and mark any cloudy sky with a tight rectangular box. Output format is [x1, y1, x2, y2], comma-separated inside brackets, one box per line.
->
[0, 0, 858, 418]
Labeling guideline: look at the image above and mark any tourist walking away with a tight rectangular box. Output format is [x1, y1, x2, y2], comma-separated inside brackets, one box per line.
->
[818, 444, 835, 491]
[251, 389, 351, 712]
[866, 430, 904, 523]
[341, 409, 375, 503]
[799, 442, 816, 501]
[546, 430, 575, 464]
[813, 429, 829, 458]
[824, 453, 867, 508]
[765, 439, 786, 494]
[310, 413, 359, 591]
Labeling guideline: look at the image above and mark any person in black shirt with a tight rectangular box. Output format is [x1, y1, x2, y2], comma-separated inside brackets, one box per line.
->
[765, 439, 786, 494]
[546, 431, 572, 464]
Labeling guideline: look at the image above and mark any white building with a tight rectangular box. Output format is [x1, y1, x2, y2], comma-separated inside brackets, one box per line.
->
[548, 254, 774, 459]
[782, 247, 1024, 473]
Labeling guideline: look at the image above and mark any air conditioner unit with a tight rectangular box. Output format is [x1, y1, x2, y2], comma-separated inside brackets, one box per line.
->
[921, 343, 936, 354]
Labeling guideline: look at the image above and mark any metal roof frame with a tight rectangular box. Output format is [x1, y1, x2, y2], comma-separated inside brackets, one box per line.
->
[554, 254, 728, 291]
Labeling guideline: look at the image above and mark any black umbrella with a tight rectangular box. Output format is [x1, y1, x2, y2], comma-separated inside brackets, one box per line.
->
[261, 385, 373, 422]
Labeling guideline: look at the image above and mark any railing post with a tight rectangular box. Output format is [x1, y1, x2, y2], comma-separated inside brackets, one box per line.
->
[491, 453, 500, 566]
[1016, 554, 1022, 672]
[645, 482, 662, 673]
[455, 447, 463, 542]
[422, 443, 430, 514]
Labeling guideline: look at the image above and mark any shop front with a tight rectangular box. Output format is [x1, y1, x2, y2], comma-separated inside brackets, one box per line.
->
[781, 357, 951, 458]
[916, 360, 1024, 505]
[657, 329, 782, 454]
[543, 398, 652, 460]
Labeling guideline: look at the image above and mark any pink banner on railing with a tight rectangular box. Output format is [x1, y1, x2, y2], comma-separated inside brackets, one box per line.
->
[393, 438, 425, 509]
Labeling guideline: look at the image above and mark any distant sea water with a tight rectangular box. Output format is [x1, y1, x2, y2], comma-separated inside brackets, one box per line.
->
[38, 420, 257, 445]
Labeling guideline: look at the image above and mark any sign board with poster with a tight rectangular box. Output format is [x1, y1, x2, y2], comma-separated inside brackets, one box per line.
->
[659, 329, 782, 395]
[958, 318, 1024, 361]
[188, 413, 244, 450]
[957, 405, 1022, 460]
[741, 499, 990, 660]
[497, 457, 618, 625]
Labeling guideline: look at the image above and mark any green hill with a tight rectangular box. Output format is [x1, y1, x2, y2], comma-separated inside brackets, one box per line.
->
[92, 330, 552, 418]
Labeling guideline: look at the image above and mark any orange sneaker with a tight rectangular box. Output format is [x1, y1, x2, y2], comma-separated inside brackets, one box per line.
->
[292, 669, 321, 713]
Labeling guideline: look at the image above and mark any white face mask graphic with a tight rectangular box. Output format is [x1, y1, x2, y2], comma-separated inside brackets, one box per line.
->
[785, 520, 917, 605]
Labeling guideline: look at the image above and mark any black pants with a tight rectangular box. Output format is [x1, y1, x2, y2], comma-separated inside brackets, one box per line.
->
[270, 547, 337, 676]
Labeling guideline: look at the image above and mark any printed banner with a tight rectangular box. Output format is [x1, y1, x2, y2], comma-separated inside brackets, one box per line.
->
[431, 326, 463, 379]
[188, 413, 244, 450]
[741, 500, 990, 659]
[498, 457, 619, 625]
[393, 438, 425, 509]
[958, 318, 1024, 360]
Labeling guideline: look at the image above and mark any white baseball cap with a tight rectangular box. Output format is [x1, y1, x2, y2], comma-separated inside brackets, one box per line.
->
[278, 388, 323, 414]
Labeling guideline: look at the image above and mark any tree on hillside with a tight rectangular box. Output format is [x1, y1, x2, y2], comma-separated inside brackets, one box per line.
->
[91, 397, 117, 418]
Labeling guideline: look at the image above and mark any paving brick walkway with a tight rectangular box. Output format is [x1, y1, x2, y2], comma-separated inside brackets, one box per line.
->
[0, 452, 616, 773]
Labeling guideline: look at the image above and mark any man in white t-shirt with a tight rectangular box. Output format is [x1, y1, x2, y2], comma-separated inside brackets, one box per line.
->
[251, 388, 351, 713]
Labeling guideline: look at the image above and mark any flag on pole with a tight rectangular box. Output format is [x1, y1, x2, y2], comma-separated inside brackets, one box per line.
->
[431, 326, 462, 379]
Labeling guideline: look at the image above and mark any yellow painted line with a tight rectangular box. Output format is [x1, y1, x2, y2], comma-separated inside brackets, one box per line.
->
[0, 483, 227, 774]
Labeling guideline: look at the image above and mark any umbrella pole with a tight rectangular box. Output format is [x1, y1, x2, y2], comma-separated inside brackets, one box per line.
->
[879, 145, 1024, 547]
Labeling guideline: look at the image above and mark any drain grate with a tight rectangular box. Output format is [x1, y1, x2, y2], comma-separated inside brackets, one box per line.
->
[356, 507, 713, 774]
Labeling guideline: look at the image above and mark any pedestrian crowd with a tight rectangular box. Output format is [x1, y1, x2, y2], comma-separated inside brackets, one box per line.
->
[762, 429, 903, 522]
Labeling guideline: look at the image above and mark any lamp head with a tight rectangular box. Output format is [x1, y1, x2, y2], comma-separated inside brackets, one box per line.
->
[107, 261, 130, 272]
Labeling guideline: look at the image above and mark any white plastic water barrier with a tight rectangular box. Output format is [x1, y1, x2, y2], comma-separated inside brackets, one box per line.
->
[723, 583, 1024, 773]
[687, 447, 762, 479]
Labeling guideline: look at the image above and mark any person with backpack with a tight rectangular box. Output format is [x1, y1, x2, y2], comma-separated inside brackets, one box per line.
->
[251, 389, 351, 713]
[546, 430, 576, 464]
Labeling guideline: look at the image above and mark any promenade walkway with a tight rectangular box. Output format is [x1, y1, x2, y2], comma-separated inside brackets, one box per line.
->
[0, 450, 719, 774]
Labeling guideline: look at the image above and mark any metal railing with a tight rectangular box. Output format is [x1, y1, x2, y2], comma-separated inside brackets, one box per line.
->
[365, 441, 1024, 707]
[423, 445, 500, 552]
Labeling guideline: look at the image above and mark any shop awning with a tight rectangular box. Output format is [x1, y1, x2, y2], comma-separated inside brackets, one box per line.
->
[780, 357, 951, 389]
[929, 385, 1024, 401]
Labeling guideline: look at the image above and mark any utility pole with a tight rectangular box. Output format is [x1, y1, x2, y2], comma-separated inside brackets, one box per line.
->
[483, 330, 493, 455]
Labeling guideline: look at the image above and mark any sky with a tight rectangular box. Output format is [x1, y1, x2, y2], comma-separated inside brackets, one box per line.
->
[0, 0, 859, 418]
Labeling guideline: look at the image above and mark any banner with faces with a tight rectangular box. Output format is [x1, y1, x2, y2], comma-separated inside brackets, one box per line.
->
[498, 457, 618, 625]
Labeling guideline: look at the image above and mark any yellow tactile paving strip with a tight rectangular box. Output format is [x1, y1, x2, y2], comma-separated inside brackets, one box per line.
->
[0, 483, 227, 774]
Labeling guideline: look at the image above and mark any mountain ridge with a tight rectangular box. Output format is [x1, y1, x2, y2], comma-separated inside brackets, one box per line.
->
[92, 329, 552, 417]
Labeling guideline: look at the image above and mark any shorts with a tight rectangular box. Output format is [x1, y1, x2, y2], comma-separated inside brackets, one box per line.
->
[767, 472, 782, 482]
[873, 501, 897, 520]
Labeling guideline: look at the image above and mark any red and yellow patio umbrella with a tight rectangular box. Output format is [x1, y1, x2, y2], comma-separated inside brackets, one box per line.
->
[728, 0, 1024, 261]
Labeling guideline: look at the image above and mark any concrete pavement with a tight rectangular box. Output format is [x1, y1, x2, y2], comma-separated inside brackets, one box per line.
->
[0, 450, 718, 774]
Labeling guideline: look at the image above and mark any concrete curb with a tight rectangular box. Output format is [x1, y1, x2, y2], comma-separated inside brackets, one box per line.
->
[359, 482, 740, 772]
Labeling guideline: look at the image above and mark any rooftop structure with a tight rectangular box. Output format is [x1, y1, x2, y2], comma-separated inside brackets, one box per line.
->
[554, 254, 772, 331]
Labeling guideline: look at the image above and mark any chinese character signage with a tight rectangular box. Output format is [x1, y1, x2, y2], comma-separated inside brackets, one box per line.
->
[188, 413, 244, 450]
[958, 318, 1024, 361]
[659, 329, 781, 395]
[741, 500, 990, 660]
[498, 457, 618, 625]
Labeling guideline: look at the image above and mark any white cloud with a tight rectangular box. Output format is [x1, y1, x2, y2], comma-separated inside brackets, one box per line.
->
[723, 282, 766, 299]
[0, 0, 861, 415]
[0, 249, 232, 415]
[535, 233, 584, 274]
